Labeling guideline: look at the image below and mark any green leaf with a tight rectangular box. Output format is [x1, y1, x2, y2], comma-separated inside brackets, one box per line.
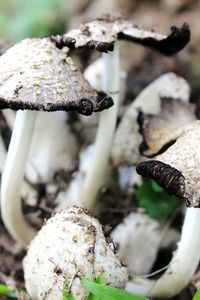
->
[81, 278, 149, 300]
[62, 277, 74, 300]
[0, 284, 17, 297]
[193, 289, 200, 300]
[136, 179, 182, 219]
[62, 289, 74, 300]
[87, 274, 103, 300]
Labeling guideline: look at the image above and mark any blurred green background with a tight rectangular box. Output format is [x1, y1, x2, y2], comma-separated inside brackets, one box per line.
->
[0, 0, 69, 41]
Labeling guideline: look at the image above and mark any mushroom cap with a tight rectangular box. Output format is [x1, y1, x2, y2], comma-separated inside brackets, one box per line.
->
[137, 121, 200, 207]
[138, 97, 197, 157]
[23, 207, 128, 300]
[0, 38, 113, 115]
[52, 15, 190, 55]
[111, 73, 190, 166]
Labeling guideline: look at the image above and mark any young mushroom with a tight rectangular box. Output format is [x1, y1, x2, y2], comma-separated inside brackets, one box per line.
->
[0, 37, 113, 247]
[52, 15, 190, 209]
[23, 206, 128, 300]
[126, 120, 200, 297]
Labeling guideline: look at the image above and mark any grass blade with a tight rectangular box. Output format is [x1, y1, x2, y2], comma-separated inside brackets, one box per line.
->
[193, 289, 200, 300]
[81, 278, 149, 300]
[0, 284, 16, 297]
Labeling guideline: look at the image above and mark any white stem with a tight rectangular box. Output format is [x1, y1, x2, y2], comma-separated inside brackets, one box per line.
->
[126, 207, 200, 298]
[1, 110, 37, 247]
[81, 43, 120, 209]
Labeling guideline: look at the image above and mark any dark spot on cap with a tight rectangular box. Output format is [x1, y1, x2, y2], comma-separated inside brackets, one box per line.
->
[136, 160, 186, 198]
[76, 98, 93, 115]
[94, 92, 114, 111]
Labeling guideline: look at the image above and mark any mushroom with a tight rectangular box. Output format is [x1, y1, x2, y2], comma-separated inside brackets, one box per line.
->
[111, 212, 162, 276]
[137, 120, 200, 207]
[138, 97, 197, 157]
[23, 206, 128, 300]
[52, 15, 190, 209]
[0, 37, 113, 247]
[111, 73, 191, 166]
[126, 120, 200, 297]
[52, 15, 190, 55]
[111, 211, 180, 276]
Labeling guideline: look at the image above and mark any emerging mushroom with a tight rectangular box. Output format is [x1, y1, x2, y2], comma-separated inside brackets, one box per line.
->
[23, 207, 128, 300]
[0, 37, 113, 247]
[53, 15, 190, 209]
[126, 120, 200, 297]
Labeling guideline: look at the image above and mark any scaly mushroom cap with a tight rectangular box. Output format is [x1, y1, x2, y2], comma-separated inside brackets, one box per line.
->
[23, 207, 128, 300]
[137, 121, 200, 207]
[0, 38, 113, 115]
[52, 14, 190, 55]
[138, 97, 197, 157]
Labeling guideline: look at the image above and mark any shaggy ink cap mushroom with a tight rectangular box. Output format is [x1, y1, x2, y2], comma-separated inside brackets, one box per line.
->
[58, 16, 190, 210]
[23, 206, 128, 300]
[111, 73, 191, 167]
[137, 120, 200, 207]
[52, 14, 190, 55]
[0, 38, 113, 115]
[0, 37, 113, 247]
[138, 97, 197, 157]
[129, 122, 200, 297]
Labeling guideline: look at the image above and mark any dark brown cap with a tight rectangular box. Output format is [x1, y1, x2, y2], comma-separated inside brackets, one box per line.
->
[0, 38, 113, 115]
[138, 98, 197, 157]
[52, 15, 190, 55]
[137, 121, 200, 207]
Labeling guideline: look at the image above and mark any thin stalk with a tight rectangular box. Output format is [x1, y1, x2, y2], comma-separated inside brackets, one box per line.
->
[126, 207, 200, 298]
[1, 110, 37, 247]
[81, 43, 120, 209]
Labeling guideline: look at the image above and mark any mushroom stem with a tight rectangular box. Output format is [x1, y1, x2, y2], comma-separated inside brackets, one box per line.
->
[126, 207, 200, 298]
[1, 110, 37, 247]
[81, 43, 120, 209]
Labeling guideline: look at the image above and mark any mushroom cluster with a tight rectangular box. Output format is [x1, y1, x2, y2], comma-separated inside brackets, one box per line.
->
[0, 13, 193, 300]
[53, 15, 190, 210]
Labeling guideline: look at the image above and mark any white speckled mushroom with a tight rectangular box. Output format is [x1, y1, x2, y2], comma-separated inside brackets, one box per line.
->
[23, 207, 128, 300]
[127, 120, 200, 297]
[0, 38, 112, 247]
